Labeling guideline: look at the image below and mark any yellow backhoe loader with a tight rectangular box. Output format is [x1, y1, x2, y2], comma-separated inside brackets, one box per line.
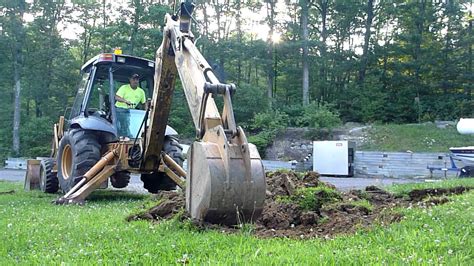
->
[25, 1, 265, 225]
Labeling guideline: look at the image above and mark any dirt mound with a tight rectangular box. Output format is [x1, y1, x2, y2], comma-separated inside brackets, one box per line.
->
[408, 186, 470, 201]
[265, 171, 322, 200]
[126, 191, 185, 222]
[127, 171, 471, 239]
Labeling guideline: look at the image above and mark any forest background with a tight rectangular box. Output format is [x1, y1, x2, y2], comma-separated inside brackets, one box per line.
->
[0, 0, 472, 160]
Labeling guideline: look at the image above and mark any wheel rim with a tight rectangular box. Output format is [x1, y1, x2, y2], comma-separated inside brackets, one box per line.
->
[62, 144, 73, 180]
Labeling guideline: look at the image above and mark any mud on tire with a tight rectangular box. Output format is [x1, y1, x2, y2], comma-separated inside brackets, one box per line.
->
[141, 136, 184, 193]
[40, 158, 59, 193]
[57, 129, 101, 193]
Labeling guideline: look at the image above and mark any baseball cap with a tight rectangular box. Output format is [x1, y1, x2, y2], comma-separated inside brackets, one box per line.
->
[130, 73, 140, 79]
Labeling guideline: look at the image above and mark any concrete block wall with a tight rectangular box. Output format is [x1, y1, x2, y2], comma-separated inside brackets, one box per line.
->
[354, 151, 464, 178]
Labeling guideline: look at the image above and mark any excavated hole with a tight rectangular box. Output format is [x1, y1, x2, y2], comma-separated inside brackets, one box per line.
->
[127, 171, 472, 239]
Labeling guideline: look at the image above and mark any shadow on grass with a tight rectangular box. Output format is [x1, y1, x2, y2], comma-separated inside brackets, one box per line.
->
[86, 190, 148, 202]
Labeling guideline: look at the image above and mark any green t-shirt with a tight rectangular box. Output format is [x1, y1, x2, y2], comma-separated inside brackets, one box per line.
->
[115, 84, 146, 109]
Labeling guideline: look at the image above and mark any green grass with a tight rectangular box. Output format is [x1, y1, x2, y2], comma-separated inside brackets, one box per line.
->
[1, 180, 473, 264]
[350, 199, 373, 211]
[278, 185, 341, 211]
[360, 123, 474, 152]
[387, 178, 474, 197]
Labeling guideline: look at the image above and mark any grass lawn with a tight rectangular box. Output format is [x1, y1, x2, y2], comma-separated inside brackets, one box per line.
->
[360, 123, 474, 152]
[1, 179, 473, 264]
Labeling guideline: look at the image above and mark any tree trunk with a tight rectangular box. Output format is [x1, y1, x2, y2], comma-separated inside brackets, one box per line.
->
[301, 0, 310, 106]
[315, 0, 328, 101]
[202, 2, 209, 37]
[441, 2, 452, 95]
[130, 0, 141, 54]
[102, 0, 107, 52]
[10, 3, 26, 155]
[358, 0, 374, 84]
[236, 1, 242, 86]
[12, 56, 21, 155]
[265, 0, 277, 106]
[413, 0, 426, 87]
[82, 18, 96, 64]
[466, 0, 472, 99]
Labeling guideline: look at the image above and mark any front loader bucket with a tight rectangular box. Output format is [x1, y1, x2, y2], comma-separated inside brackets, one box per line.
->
[24, 159, 41, 191]
[186, 141, 266, 225]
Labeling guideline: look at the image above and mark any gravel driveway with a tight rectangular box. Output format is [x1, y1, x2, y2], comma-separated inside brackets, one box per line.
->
[0, 168, 420, 193]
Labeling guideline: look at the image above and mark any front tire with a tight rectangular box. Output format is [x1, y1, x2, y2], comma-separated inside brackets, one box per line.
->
[141, 136, 184, 193]
[57, 129, 101, 192]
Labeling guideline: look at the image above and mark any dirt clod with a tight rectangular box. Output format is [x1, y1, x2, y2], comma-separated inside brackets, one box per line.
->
[128, 171, 472, 239]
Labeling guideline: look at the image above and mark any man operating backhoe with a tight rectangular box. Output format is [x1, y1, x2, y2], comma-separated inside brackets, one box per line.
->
[115, 73, 147, 137]
[115, 73, 146, 109]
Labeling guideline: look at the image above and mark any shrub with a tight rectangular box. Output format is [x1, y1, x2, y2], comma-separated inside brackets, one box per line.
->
[232, 83, 269, 124]
[294, 102, 342, 129]
[20, 116, 55, 158]
[248, 110, 289, 154]
[250, 110, 289, 132]
[248, 133, 272, 154]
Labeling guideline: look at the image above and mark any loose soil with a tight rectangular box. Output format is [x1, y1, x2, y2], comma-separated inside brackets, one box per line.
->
[127, 171, 471, 239]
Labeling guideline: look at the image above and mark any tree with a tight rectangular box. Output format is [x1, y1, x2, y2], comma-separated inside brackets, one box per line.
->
[358, 0, 374, 84]
[264, 0, 277, 104]
[3, 0, 27, 155]
[301, 0, 310, 106]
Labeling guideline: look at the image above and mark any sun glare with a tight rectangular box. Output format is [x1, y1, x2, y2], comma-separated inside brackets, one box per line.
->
[271, 32, 281, 43]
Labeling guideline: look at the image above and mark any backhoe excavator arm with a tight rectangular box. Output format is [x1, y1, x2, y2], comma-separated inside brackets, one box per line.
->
[142, 4, 220, 169]
[142, 2, 266, 225]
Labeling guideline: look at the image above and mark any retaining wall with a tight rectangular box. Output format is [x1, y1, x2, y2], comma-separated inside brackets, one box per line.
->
[354, 151, 464, 178]
[263, 151, 465, 179]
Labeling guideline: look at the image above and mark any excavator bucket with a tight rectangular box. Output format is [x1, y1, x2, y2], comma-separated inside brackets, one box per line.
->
[186, 129, 266, 225]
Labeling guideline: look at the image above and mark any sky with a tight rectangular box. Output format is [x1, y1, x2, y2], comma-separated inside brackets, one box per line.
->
[22, 0, 288, 42]
[22, 0, 474, 52]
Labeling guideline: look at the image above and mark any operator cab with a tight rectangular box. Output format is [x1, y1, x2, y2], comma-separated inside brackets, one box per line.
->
[69, 51, 155, 141]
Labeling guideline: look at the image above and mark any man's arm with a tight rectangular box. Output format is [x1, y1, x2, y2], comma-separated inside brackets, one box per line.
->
[115, 94, 132, 105]
[137, 89, 148, 110]
[115, 86, 134, 107]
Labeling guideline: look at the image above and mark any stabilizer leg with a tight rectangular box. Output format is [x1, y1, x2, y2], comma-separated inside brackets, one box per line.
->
[55, 149, 118, 204]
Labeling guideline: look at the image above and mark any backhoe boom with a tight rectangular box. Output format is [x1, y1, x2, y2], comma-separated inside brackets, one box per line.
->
[142, 4, 266, 224]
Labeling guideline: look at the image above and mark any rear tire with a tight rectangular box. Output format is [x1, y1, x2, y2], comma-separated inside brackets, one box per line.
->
[57, 129, 101, 193]
[141, 136, 184, 193]
[40, 158, 59, 193]
[110, 171, 131, 188]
